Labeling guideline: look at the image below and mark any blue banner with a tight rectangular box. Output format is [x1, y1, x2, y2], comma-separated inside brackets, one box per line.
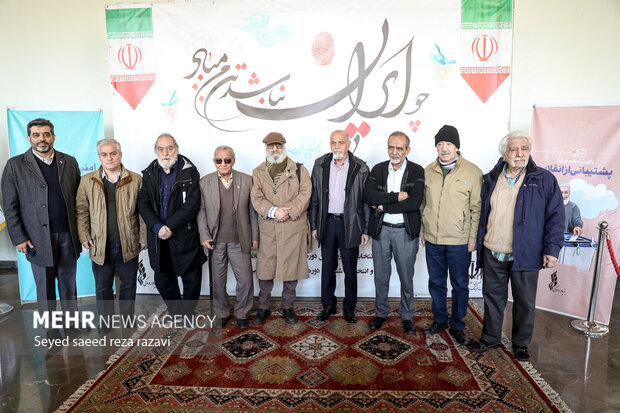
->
[6, 109, 104, 302]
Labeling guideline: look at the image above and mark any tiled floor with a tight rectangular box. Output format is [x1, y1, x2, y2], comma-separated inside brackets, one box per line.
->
[0, 269, 618, 412]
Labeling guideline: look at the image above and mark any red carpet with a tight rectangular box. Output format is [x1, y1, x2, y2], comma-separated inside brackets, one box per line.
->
[57, 299, 571, 412]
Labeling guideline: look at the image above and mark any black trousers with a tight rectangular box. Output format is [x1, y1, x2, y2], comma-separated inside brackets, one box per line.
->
[320, 216, 359, 315]
[481, 247, 540, 347]
[154, 241, 202, 316]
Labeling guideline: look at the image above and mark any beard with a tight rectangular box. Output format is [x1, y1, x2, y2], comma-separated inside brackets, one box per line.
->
[266, 148, 288, 164]
[32, 142, 53, 154]
[389, 154, 403, 165]
[158, 154, 178, 170]
[511, 156, 527, 168]
[333, 150, 345, 160]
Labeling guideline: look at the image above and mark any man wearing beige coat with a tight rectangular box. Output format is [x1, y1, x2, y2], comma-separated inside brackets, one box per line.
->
[76, 138, 146, 332]
[420, 125, 482, 345]
[197, 145, 259, 329]
[251, 132, 312, 325]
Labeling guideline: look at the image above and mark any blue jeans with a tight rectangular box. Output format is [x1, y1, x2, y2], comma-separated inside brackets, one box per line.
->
[425, 241, 470, 331]
[91, 242, 138, 317]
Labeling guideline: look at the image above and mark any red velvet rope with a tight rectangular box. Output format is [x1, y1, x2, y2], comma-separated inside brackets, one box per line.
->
[607, 238, 620, 279]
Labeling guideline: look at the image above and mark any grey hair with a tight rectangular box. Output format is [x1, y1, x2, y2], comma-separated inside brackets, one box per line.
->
[388, 131, 410, 149]
[96, 138, 121, 154]
[498, 131, 532, 157]
[154, 133, 179, 152]
[214, 145, 236, 158]
[559, 182, 570, 189]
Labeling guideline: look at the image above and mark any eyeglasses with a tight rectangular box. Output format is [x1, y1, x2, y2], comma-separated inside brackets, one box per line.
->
[214, 158, 233, 164]
[267, 143, 284, 149]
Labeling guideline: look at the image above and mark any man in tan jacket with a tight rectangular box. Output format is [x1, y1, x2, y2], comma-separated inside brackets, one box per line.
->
[197, 145, 259, 329]
[251, 132, 312, 325]
[76, 138, 146, 333]
[420, 125, 482, 345]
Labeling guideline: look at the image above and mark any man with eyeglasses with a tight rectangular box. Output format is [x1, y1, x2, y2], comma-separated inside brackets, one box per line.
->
[197, 145, 259, 329]
[468, 131, 564, 362]
[251, 132, 312, 325]
[364, 131, 424, 334]
[138, 133, 206, 316]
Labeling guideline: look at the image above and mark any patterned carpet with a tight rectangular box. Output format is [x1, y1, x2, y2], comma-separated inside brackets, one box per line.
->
[58, 299, 571, 412]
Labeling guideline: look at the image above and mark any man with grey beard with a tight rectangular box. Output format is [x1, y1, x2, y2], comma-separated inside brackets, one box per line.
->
[364, 131, 424, 334]
[138, 133, 206, 316]
[251, 132, 312, 325]
[309, 130, 370, 324]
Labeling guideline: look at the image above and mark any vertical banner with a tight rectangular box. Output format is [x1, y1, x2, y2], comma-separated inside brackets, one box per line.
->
[106, 0, 513, 298]
[6, 109, 104, 302]
[531, 105, 620, 323]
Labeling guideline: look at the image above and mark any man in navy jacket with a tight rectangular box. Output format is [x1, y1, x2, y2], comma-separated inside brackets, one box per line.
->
[468, 131, 564, 362]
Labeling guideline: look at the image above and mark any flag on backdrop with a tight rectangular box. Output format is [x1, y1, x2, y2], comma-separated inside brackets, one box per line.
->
[106, 7, 156, 110]
[460, 0, 512, 103]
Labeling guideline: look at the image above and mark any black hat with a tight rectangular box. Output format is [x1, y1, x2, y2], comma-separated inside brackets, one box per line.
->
[434, 125, 460, 149]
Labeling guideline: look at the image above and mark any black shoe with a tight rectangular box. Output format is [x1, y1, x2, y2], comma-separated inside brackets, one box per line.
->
[449, 329, 471, 346]
[253, 309, 270, 325]
[403, 319, 416, 334]
[344, 313, 357, 324]
[423, 321, 448, 335]
[98, 325, 112, 334]
[513, 345, 531, 361]
[317, 306, 337, 321]
[236, 318, 249, 329]
[215, 316, 230, 328]
[369, 317, 386, 330]
[282, 308, 298, 324]
[468, 339, 501, 354]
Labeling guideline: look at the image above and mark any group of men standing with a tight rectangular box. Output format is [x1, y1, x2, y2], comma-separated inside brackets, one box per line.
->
[1, 118, 565, 362]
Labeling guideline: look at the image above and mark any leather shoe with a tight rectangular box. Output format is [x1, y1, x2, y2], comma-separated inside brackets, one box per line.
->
[423, 321, 448, 335]
[513, 345, 531, 361]
[317, 306, 336, 321]
[252, 309, 270, 325]
[236, 318, 249, 329]
[369, 317, 386, 330]
[215, 316, 230, 328]
[403, 319, 416, 334]
[468, 339, 501, 354]
[344, 313, 357, 324]
[449, 329, 471, 346]
[282, 308, 298, 324]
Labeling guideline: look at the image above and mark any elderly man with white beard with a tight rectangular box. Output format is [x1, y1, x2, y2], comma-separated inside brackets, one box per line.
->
[468, 131, 564, 362]
[250, 132, 312, 325]
[138, 133, 206, 317]
[309, 130, 370, 324]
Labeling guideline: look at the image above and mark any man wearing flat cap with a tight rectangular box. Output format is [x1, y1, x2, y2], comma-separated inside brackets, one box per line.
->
[420, 125, 482, 345]
[251, 132, 312, 325]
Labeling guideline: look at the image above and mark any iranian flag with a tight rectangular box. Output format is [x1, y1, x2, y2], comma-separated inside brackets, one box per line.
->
[460, 0, 512, 103]
[106, 7, 155, 110]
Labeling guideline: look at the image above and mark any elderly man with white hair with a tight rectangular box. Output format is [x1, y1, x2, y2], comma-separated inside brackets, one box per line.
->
[559, 183, 583, 236]
[468, 131, 564, 362]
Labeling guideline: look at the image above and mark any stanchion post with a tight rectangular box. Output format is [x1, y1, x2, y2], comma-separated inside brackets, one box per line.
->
[571, 221, 610, 337]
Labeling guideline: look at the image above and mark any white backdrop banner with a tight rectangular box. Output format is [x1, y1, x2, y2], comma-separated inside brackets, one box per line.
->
[106, 0, 513, 298]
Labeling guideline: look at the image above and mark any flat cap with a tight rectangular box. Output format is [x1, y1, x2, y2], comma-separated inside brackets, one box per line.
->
[263, 132, 286, 145]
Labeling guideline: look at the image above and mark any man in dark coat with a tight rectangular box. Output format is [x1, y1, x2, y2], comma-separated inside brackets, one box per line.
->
[1, 118, 86, 334]
[309, 130, 370, 324]
[364, 131, 425, 334]
[468, 131, 564, 362]
[138, 133, 206, 316]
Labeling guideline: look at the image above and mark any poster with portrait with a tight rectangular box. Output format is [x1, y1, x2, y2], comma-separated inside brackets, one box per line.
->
[531, 105, 620, 323]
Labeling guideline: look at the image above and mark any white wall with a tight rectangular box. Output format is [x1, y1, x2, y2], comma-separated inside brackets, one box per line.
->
[1, 0, 619, 260]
